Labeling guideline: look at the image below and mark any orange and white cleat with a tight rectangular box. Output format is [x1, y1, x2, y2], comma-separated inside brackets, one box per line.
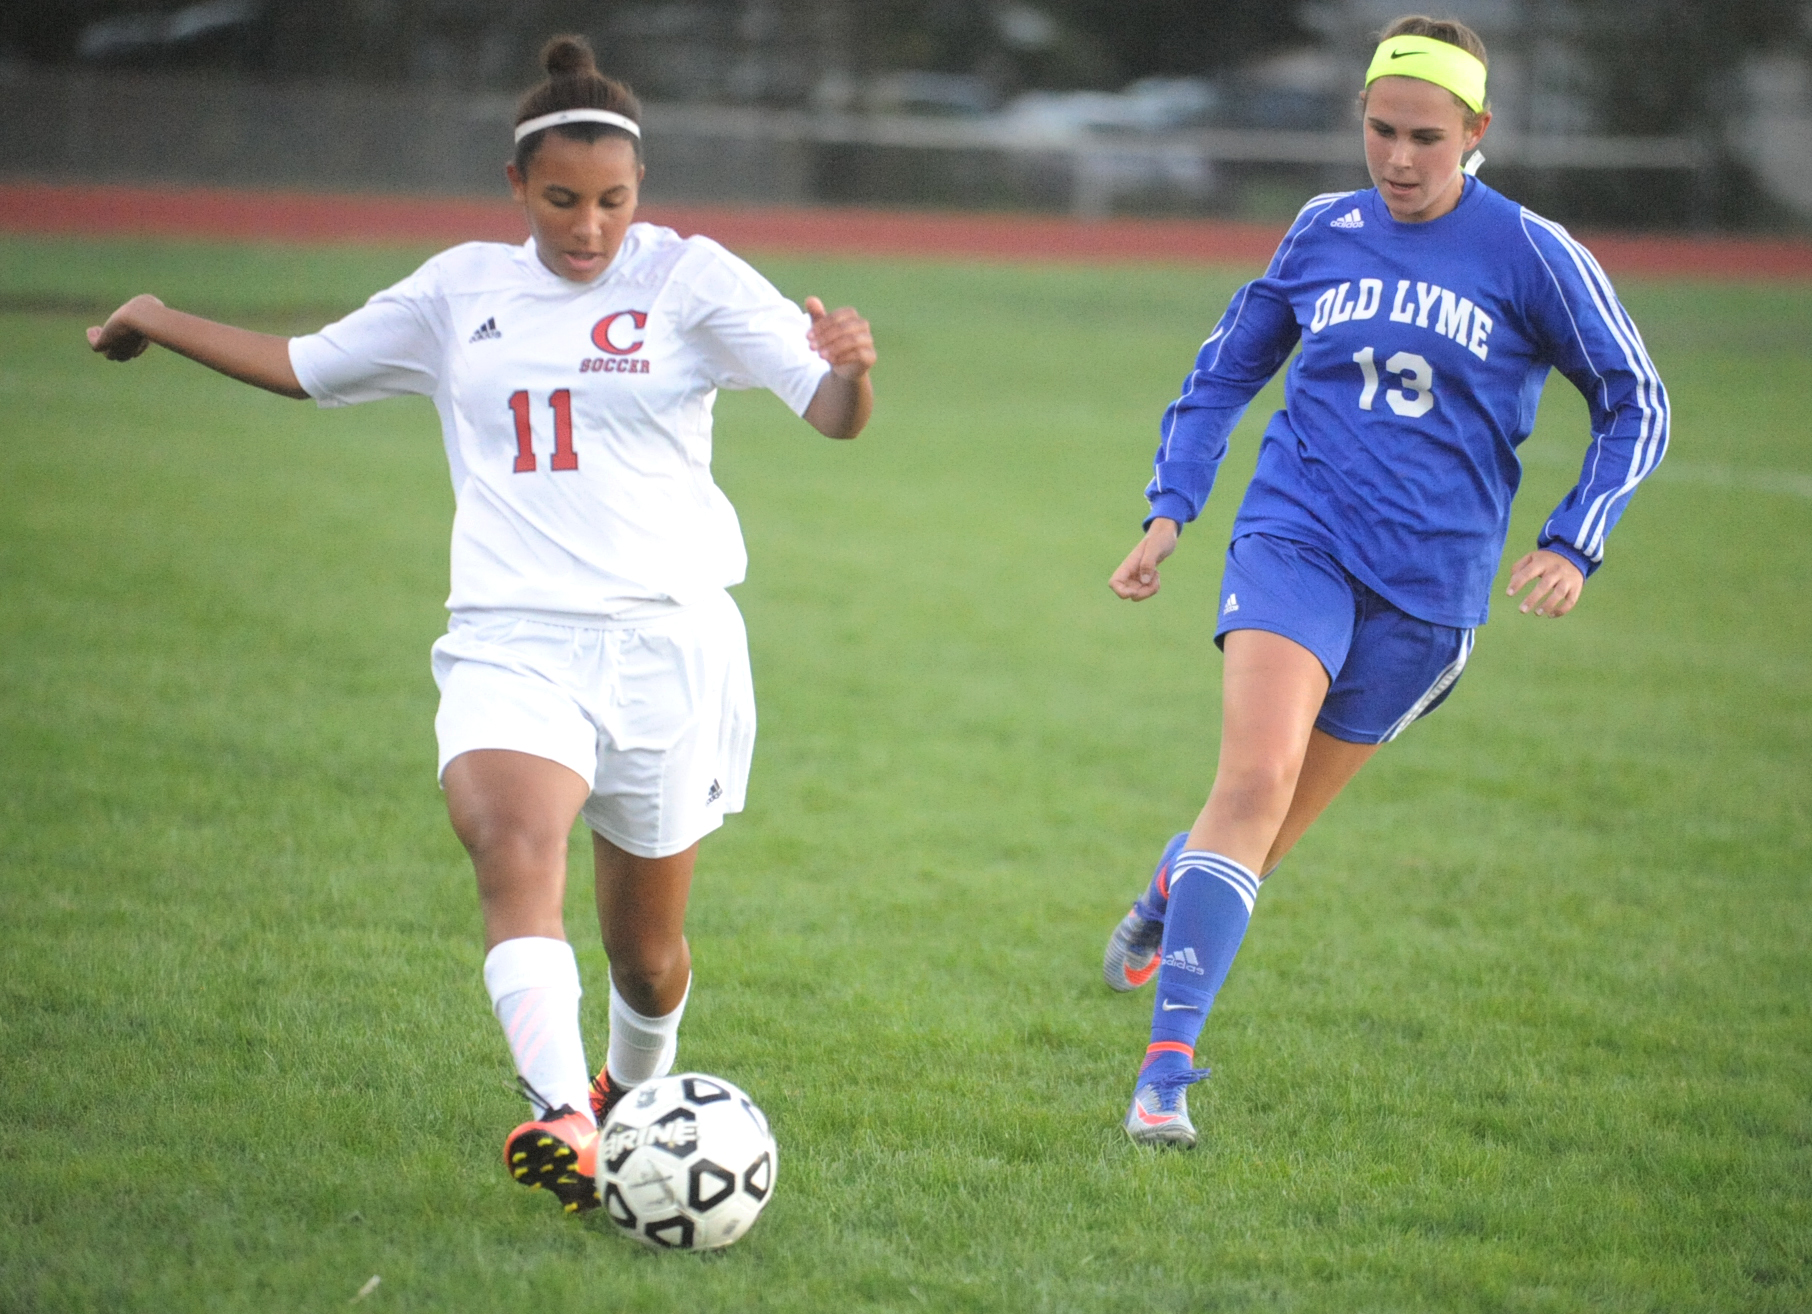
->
[504, 1104, 600, 1213]
[589, 1067, 633, 1126]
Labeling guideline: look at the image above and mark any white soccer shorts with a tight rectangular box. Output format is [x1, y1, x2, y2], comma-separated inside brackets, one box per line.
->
[430, 591, 756, 858]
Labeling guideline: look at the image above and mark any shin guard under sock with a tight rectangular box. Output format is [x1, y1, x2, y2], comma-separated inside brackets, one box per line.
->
[605, 974, 690, 1086]
[1143, 850, 1259, 1079]
[484, 936, 592, 1120]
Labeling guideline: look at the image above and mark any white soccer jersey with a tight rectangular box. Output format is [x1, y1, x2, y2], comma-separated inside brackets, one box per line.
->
[289, 224, 831, 620]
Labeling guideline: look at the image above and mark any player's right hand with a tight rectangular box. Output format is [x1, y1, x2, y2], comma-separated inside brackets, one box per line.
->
[1109, 518, 1179, 601]
[86, 295, 161, 361]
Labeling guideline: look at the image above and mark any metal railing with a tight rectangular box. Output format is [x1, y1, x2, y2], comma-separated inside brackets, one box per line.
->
[0, 65, 1714, 219]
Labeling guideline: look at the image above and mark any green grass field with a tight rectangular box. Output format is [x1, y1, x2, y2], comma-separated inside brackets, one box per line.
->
[1, 233, 1807, 1313]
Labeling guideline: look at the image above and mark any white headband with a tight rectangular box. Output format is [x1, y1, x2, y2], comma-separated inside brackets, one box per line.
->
[513, 108, 642, 143]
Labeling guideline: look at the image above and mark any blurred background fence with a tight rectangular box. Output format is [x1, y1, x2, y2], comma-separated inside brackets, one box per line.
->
[2, 0, 1809, 231]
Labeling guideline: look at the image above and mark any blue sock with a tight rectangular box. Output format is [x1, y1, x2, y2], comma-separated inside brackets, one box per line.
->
[1132, 832, 1190, 923]
[1141, 850, 1259, 1081]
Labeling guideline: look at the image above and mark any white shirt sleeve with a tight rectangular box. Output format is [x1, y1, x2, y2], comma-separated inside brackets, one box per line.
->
[682, 241, 832, 416]
[288, 267, 445, 408]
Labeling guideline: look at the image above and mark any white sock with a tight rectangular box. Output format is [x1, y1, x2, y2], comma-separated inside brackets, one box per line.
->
[606, 974, 690, 1086]
[483, 936, 592, 1122]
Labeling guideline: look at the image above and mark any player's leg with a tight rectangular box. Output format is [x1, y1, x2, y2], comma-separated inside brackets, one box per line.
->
[1127, 628, 1329, 1145]
[1111, 726, 1373, 990]
[1283, 584, 1475, 875]
[1112, 716, 1375, 988]
[583, 591, 756, 1124]
[1108, 535, 1353, 985]
[589, 835, 697, 1120]
[1260, 729, 1379, 875]
[445, 748, 591, 949]
[443, 748, 603, 1210]
[1186, 628, 1331, 868]
[432, 616, 613, 1210]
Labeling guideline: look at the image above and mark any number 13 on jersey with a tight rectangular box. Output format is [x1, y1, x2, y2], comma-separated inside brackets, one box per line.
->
[1351, 346, 1434, 418]
[508, 389, 579, 473]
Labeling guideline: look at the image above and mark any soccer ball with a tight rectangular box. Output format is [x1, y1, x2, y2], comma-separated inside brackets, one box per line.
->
[597, 1072, 777, 1251]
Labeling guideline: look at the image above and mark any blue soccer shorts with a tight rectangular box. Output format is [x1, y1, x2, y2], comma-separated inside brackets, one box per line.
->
[1214, 532, 1475, 745]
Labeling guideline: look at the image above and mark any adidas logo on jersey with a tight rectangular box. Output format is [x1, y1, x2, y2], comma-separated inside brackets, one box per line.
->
[1329, 208, 1365, 230]
[1162, 946, 1205, 975]
[1222, 593, 1240, 615]
[468, 317, 502, 343]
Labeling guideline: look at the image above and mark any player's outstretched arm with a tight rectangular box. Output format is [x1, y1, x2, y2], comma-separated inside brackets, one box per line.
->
[1110, 518, 1180, 601]
[86, 294, 308, 399]
[1505, 548, 1584, 617]
[800, 296, 874, 439]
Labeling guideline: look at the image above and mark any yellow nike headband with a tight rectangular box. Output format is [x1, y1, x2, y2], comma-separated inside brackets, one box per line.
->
[1364, 35, 1487, 114]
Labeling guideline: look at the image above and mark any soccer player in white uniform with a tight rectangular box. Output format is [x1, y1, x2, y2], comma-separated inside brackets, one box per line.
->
[1100, 16, 1665, 1146]
[87, 36, 876, 1211]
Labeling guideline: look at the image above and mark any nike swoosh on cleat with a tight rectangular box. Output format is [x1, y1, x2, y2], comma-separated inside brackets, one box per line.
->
[1134, 1103, 1178, 1126]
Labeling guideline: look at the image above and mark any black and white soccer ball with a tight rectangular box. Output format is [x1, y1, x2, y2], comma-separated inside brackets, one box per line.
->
[597, 1073, 777, 1251]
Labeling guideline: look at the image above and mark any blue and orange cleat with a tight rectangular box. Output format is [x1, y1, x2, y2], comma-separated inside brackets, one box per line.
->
[1103, 832, 1188, 992]
[1123, 1065, 1212, 1148]
[1103, 907, 1165, 991]
[504, 1104, 600, 1213]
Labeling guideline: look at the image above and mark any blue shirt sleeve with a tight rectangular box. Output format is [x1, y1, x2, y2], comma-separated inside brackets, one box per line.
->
[1517, 214, 1669, 576]
[1142, 200, 1344, 528]
[1145, 281, 1300, 528]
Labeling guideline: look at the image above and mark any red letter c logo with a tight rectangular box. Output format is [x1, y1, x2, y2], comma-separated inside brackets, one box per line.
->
[591, 310, 647, 355]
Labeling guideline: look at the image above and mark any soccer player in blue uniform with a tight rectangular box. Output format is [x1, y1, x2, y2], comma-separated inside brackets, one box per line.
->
[1101, 16, 1668, 1146]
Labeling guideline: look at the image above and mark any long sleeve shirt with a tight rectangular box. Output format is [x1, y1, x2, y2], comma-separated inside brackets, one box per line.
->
[1147, 178, 1668, 628]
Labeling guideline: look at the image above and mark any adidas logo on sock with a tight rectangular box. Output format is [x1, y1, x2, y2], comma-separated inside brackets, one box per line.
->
[468, 316, 502, 342]
[1222, 592, 1240, 615]
[1329, 207, 1365, 230]
[1162, 946, 1205, 974]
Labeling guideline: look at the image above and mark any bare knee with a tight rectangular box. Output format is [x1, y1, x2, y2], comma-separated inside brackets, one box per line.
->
[1209, 760, 1300, 828]
[452, 802, 572, 935]
[450, 799, 569, 874]
[607, 936, 690, 1014]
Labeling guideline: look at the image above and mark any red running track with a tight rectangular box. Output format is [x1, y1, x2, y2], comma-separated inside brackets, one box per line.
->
[3, 180, 1809, 280]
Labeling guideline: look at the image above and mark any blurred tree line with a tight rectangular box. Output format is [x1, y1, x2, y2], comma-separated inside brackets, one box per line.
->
[3, 0, 1807, 229]
[0, 1, 1308, 90]
[3, 1, 1803, 135]
[1580, 0, 1804, 135]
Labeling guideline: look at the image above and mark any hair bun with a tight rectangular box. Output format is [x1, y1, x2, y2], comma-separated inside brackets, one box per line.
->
[541, 35, 599, 79]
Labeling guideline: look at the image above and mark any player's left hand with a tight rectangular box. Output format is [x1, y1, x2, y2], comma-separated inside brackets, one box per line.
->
[1506, 549, 1584, 617]
[86, 294, 161, 361]
[804, 297, 875, 380]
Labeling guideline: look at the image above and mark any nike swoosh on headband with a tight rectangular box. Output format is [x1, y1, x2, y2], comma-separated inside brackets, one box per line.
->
[1365, 34, 1487, 112]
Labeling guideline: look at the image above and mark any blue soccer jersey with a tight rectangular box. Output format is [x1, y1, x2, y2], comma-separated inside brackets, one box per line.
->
[1145, 178, 1668, 628]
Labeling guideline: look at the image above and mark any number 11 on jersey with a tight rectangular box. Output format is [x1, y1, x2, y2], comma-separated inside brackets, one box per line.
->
[508, 389, 579, 473]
